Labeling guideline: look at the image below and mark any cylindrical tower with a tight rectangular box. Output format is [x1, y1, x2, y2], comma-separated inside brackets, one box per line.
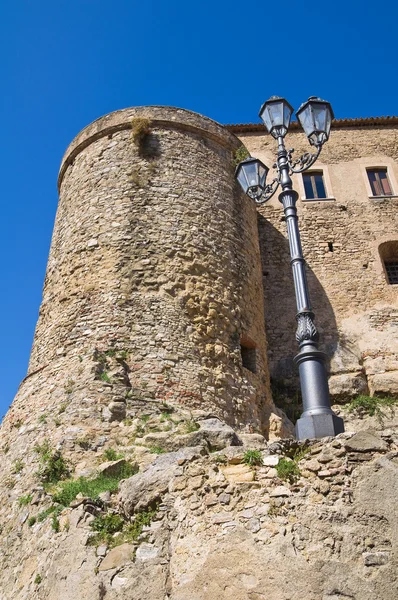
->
[7, 106, 272, 431]
[0, 107, 279, 599]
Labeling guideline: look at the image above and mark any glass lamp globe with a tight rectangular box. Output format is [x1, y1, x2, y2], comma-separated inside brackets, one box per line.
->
[296, 97, 334, 146]
[259, 96, 294, 139]
[235, 157, 269, 199]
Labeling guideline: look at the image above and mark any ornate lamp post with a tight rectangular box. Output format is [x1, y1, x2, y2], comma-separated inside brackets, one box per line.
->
[236, 96, 344, 440]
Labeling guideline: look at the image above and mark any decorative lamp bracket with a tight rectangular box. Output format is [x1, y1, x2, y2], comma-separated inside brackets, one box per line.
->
[287, 144, 323, 174]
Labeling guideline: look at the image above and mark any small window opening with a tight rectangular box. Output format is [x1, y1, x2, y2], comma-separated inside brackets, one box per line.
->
[240, 336, 257, 374]
[328, 242, 334, 252]
[303, 171, 327, 199]
[379, 241, 398, 284]
[367, 168, 393, 196]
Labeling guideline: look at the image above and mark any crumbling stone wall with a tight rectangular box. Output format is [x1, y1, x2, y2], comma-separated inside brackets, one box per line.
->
[236, 124, 398, 401]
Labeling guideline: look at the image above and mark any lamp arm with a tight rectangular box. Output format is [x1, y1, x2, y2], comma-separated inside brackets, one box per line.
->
[248, 177, 280, 204]
[287, 144, 322, 174]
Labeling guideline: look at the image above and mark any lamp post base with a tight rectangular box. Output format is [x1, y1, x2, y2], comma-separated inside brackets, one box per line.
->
[295, 412, 345, 441]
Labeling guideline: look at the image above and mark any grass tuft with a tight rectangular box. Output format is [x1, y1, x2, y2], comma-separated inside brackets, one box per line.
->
[346, 394, 397, 422]
[52, 463, 137, 506]
[243, 449, 263, 467]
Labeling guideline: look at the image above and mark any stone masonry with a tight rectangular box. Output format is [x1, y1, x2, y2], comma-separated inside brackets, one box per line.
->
[231, 121, 398, 402]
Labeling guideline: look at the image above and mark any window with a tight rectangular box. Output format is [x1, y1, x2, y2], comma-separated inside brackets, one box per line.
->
[385, 262, 398, 285]
[379, 241, 398, 284]
[367, 168, 393, 196]
[303, 171, 327, 199]
[240, 335, 257, 373]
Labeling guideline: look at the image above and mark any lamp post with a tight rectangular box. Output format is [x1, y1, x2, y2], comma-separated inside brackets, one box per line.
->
[235, 96, 344, 440]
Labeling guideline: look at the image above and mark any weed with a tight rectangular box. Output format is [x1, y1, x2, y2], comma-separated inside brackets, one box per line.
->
[131, 117, 151, 146]
[123, 418, 133, 426]
[91, 513, 124, 536]
[243, 449, 263, 467]
[64, 379, 75, 395]
[78, 355, 83, 362]
[18, 494, 32, 506]
[58, 403, 67, 414]
[12, 459, 25, 474]
[3, 444, 9, 454]
[181, 419, 200, 434]
[149, 446, 165, 455]
[100, 372, 112, 384]
[346, 394, 397, 423]
[54, 418, 61, 427]
[37, 505, 62, 522]
[38, 414, 47, 424]
[161, 402, 174, 413]
[275, 458, 300, 483]
[52, 463, 137, 506]
[103, 448, 124, 461]
[89, 506, 158, 547]
[51, 514, 60, 532]
[28, 516, 36, 527]
[34, 574, 42, 585]
[233, 145, 250, 166]
[34, 440, 70, 484]
[140, 414, 151, 423]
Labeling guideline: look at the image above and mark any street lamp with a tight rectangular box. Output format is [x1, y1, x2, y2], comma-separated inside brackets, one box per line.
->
[235, 96, 344, 440]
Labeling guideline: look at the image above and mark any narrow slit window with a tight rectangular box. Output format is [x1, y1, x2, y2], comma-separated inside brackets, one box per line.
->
[240, 336, 257, 374]
[367, 168, 393, 196]
[303, 171, 327, 199]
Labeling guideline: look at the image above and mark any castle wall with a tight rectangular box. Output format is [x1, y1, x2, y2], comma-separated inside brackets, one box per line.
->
[237, 124, 398, 401]
[15, 106, 273, 433]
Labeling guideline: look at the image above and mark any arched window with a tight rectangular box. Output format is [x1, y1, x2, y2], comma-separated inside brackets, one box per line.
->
[379, 241, 398, 284]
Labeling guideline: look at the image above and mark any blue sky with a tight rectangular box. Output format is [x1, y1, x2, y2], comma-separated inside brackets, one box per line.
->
[1, 0, 397, 418]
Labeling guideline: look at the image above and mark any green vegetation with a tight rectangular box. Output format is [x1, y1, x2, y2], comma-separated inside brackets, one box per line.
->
[140, 414, 151, 423]
[12, 459, 25, 474]
[91, 513, 124, 536]
[64, 379, 75, 395]
[89, 506, 158, 547]
[181, 419, 200, 434]
[233, 145, 250, 166]
[149, 446, 165, 455]
[28, 516, 36, 527]
[51, 515, 60, 532]
[58, 403, 67, 414]
[275, 458, 301, 483]
[38, 414, 47, 424]
[131, 117, 151, 146]
[18, 494, 32, 506]
[34, 440, 70, 485]
[243, 449, 263, 467]
[52, 463, 137, 506]
[34, 574, 42, 585]
[103, 448, 124, 461]
[37, 505, 63, 522]
[346, 394, 397, 422]
[100, 371, 112, 383]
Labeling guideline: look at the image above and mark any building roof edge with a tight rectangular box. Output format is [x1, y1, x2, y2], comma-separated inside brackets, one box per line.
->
[226, 115, 398, 133]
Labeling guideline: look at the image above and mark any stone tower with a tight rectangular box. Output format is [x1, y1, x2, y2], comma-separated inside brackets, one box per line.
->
[24, 105, 272, 431]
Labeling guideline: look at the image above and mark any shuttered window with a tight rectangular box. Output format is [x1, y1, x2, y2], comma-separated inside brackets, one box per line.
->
[367, 169, 393, 196]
